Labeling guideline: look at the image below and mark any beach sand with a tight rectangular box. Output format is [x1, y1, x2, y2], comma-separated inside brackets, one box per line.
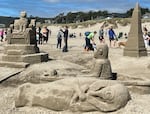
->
[0, 22, 150, 114]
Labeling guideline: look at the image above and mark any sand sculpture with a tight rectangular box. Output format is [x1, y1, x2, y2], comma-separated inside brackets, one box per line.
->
[124, 3, 147, 57]
[148, 64, 150, 69]
[82, 44, 113, 79]
[13, 11, 28, 33]
[0, 11, 48, 68]
[15, 78, 130, 112]
[7, 11, 36, 44]
[1, 3, 150, 114]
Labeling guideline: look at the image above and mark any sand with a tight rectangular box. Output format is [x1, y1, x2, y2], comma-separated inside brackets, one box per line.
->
[0, 22, 150, 114]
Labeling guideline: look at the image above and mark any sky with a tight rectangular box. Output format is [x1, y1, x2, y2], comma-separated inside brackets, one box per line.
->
[0, 0, 150, 18]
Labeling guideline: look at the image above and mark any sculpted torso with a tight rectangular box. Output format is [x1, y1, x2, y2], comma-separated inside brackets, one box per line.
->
[91, 58, 112, 79]
[82, 44, 113, 79]
[13, 11, 28, 33]
[15, 78, 130, 112]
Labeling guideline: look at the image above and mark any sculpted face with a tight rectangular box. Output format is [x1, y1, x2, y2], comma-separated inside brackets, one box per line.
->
[94, 44, 108, 59]
[94, 48, 103, 58]
[20, 11, 27, 18]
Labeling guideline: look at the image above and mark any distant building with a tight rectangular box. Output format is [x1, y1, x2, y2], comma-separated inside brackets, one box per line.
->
[105, 17, 112, 20]
[105, 14, 114, 20]
[36, 22, 41, 27]
[0, 24, 5, 28]
[94, 16, 105, 20]
[45, 20, 52, 24]
[143, 13, 150, 19]
[111, 13, 127, 18]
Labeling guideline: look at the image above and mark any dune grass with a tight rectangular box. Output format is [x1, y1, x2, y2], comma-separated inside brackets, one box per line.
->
[43, 18, 150, 29]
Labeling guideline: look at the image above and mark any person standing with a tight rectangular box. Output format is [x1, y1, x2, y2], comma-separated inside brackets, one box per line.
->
[57, 29, 63, 49]
[99, 26, 105, 43]
[46, 27, 49, 43]
[143, 32, 150, 48]
[37, 27, 42, 44]
[62, 26, 69, 52]
[0, 29, 4, 42]
[41, 26, 48, 44]
[143, 25, 148, 33]
[108, 26, 116, 47]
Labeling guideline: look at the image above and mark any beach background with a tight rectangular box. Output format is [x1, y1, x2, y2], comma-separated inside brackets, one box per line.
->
[0, 20, 150, 114]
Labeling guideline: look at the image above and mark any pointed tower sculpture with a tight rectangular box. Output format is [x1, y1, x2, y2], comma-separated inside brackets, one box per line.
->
[124, 3, 147, 57]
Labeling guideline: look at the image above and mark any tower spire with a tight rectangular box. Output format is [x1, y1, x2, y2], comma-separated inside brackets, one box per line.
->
[123, 3, 147, 57]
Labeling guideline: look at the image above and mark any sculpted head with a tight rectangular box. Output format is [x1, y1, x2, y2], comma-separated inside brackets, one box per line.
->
[9, 24, 14, 29]
[20, 11, 27, 18]
[94, 44, 108, 59]
[98, 84, 131, 105]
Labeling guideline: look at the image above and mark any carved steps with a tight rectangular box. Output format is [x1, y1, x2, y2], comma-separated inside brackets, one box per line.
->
[22, 53, 49, 64]
[7, 50, 23, 55]
[4, 45, 38, 55]
[2, 53, 48, 64]
[0, 61, 29, 68]
[2, 55, 22, 62]
[0, 45, 48, 68]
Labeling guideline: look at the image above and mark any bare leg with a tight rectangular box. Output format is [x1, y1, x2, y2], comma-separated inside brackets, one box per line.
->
[109, 40, 111, 47]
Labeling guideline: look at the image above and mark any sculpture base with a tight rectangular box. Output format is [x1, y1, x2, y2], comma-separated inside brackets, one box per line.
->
[0, 61, 30, 68]
[124, 48, 147, 57]
[4, 44, 39, 54]
[0, 44, 49, 68]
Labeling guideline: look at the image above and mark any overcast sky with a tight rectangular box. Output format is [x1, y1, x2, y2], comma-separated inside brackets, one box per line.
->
[0, 0, 150, 17]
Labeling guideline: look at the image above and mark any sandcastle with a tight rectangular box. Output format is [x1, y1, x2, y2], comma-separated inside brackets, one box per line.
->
[0, 11, 48, 68]
[2, 3, 150, 114]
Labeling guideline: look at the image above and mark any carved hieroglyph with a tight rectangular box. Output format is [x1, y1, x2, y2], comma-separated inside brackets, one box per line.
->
[15, 78, 130, 112]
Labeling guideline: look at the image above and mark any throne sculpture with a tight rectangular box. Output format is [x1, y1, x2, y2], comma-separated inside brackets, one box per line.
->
[0, 11, 48, 68]
[7, 11, 37, 45]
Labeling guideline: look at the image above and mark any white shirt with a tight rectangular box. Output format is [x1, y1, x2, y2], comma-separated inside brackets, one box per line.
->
[143, 34, 149, 48]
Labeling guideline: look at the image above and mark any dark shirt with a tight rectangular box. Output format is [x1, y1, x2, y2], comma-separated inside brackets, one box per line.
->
[63, 29, 68, 38]
[108, 29, 115, 39]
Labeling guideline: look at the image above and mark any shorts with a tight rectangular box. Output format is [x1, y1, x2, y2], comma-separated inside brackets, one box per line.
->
[99, 36, 104, 41]
[109, 37, 115, 41]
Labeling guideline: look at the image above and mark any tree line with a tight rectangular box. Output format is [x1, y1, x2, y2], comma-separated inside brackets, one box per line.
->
[0, 8, 150, 27]
[52, 8, 150, 23]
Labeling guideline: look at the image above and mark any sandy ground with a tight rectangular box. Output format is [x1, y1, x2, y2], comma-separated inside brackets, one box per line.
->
[0, 22, 150, 114]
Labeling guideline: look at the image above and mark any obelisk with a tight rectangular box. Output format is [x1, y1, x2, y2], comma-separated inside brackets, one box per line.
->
[124, 3, 147, 57]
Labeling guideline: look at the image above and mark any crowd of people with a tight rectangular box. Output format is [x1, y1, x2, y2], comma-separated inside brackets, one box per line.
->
[56, 26, 69, 52]
[83, 25, 150, 52]
[84, 26, 119, 51]
[43, 24, 150, 53]
[1, 23, 150, 53]
[36, 25, 69, 53]
[36, 26, 51, 45]
[36, 25, 118, 53]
